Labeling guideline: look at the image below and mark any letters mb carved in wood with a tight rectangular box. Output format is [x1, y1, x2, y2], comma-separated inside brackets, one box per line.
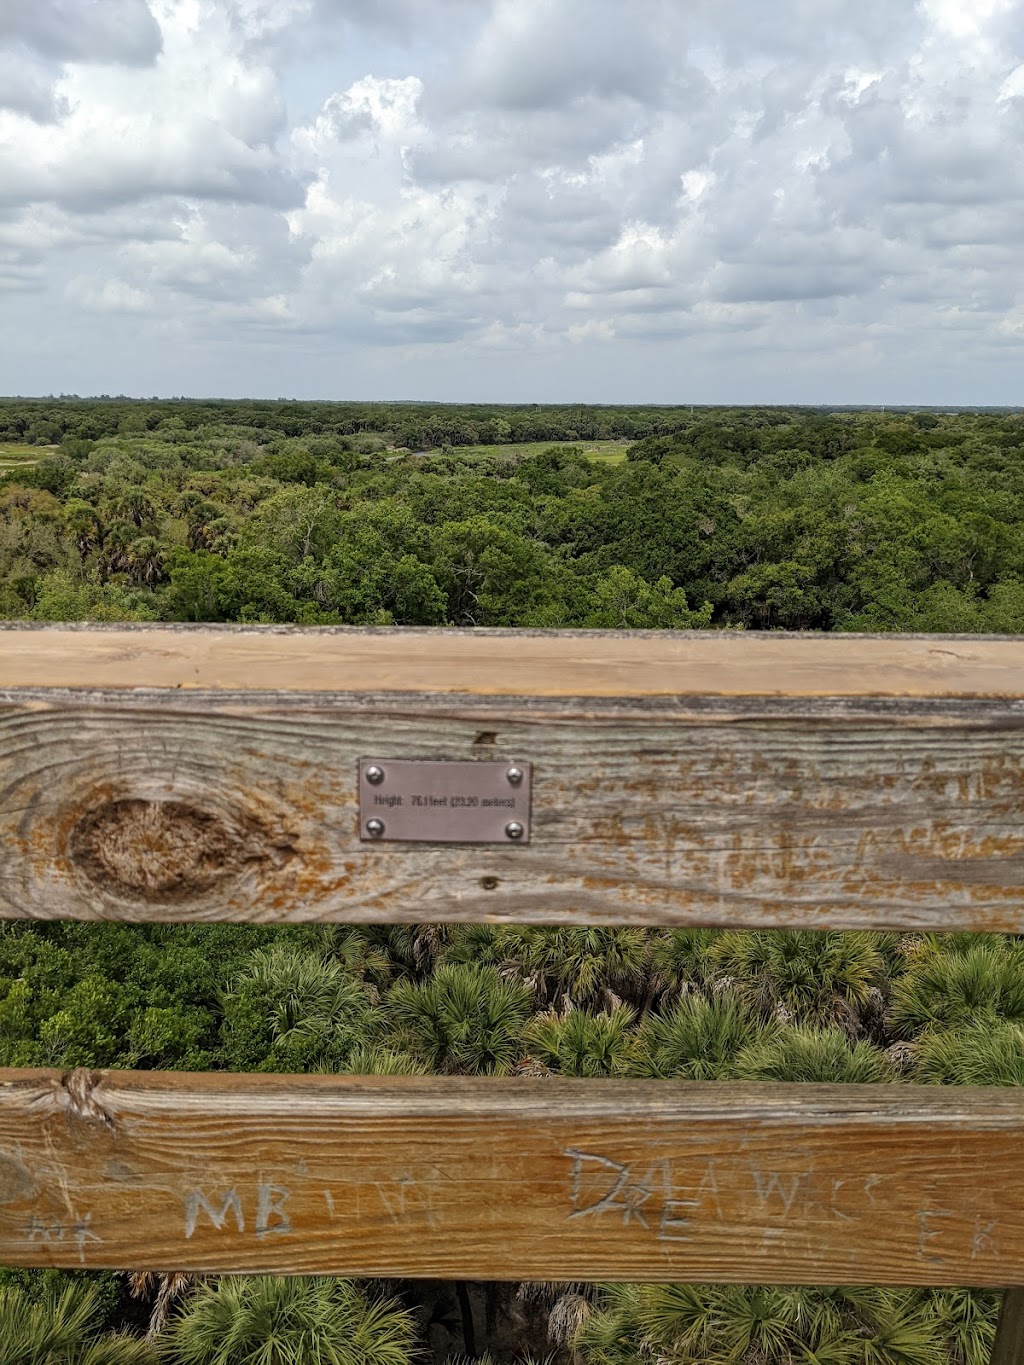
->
[1, 625, 1024, 1328]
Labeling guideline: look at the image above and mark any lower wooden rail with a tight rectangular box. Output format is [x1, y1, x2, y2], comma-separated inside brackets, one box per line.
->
[1, 1068, 1022, 1285]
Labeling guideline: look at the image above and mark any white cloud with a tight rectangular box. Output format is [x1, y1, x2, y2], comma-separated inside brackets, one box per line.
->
[67, 275, 151, 312]
[0, 0, 163, 65]
[1, 0, 1024, 399]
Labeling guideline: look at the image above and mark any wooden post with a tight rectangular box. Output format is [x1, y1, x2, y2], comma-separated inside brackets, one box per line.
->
[992, 1291, 1024, 1365]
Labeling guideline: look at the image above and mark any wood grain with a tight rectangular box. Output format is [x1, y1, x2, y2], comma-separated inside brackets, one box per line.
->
[3, 624, 1024, 698]
[4, 686, 1024, 928]
[1, 1069, 1022, 1283]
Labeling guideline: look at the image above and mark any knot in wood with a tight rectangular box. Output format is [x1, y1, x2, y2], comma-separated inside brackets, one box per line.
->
[60, 1069, 113, 1127]
[70, 797, 246, 902]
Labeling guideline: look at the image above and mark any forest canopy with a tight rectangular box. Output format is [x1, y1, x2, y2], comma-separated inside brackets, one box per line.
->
[2, 400, 1024, 632]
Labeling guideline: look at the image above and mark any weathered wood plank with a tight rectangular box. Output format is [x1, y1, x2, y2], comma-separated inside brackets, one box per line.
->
[4, 624, 1024, 698]
[1, 1069, 1021, 1284]
[3, 687, 1024, 927]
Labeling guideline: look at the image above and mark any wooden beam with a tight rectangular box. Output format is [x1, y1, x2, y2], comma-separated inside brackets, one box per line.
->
[1, 1069, 1023, 1284]
[4, 624, 1024, 698]
[3, 627, 1024, 929]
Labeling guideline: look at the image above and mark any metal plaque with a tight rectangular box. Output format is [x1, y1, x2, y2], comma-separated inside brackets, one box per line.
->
[359, 759, 532, 844]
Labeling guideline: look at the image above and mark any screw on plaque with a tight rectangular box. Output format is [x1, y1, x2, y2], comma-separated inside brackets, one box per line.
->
[505, 821, 525, 840]
[506, 766, 524, 786]
[366, 818, 386, 838]
[366, 765, 385, 785]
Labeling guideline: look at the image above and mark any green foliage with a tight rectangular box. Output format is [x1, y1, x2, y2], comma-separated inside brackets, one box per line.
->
[4, 400, 1024, 1364]
[524, 1004, 638, 1076]
[218, 944, 374, 1072]
[156, 1276, 416, 1365]
[733, 1026, 895, 1083]
[7, 401, 1024, 632]
[387, 963, 531, 1074]
[485, 926, 651, 1010]
[0, 923, 297, 1070]
[0, 1282, 155, 1364]
[887, 936, 1024, 1038]
[631, 992, 765, 1079]
[648, 928, 720, 1001]
[710, 931, 888, 1031]
[573, 1282, 994, 1365]
[913, 1018, 1024, 1085]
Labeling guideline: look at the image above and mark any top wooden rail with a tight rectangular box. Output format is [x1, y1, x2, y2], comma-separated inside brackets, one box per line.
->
[4, 625, 1024, 929]
[4, 623, 1024, 697]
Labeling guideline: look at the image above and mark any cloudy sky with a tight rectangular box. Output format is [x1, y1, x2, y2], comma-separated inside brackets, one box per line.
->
[2, 0, 1024, 403]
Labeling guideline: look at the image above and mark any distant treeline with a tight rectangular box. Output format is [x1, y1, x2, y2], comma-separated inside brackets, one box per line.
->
[3, 402, 1024, 632]
[0, 397, 714, 450]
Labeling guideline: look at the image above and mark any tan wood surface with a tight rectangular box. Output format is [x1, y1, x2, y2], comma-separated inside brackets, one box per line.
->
[1, 1069, 1022, 1284]
[4, 624, 1024, 697]
[4, 675, 1024, 929]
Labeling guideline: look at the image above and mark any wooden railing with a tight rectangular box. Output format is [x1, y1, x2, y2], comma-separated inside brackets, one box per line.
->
[1, 626, 1023, 1350]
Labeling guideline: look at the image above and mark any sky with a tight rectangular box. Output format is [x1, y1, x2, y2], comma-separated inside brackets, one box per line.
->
[2, 0, 1024, 404]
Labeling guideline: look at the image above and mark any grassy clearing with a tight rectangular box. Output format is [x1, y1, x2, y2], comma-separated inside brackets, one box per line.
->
[455, 438, 630, 464]
[0, 443, 47, 472]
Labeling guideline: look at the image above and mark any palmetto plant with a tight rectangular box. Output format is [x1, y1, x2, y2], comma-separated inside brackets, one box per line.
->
[887, 936, 1024, 1039]
[631, 991, 765, 1080]
[0, 1283, 155, 1365]
[156, 1276, 416, 1365]
[572, 1282, 968, 1365]
[333, 1044, 430, 1076]
[912, 1018, 1024, 1086]
[483, 927, 651, 1010]
[387, 962, 531, 1074]
[734, 1025, 896, 1083]
[524, 1004, 638, 1076]
[648, 928, 721, 1004]
[921, 1289, 999, 1365]
[218, 944, 372, 1072]
[709, 931, 887, 1034]
[124, 536, 165, 587]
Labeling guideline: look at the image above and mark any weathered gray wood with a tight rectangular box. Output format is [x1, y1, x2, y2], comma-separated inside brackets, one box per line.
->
[3, 689, 1024, 927]
[2, 1069, 1024, 1284]
[993, 1290, 1024, 1365]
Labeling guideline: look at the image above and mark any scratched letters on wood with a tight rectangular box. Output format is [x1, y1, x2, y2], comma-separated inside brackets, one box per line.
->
[1, 1072, 1022, 1285]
